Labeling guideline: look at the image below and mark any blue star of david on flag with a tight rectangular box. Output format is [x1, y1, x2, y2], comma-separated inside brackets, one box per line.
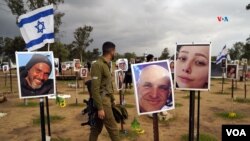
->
[35, 21, 46, 33]
[18, 5, 54, 51]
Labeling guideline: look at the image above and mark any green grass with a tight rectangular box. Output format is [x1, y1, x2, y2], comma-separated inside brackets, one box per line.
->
[68, 103, 85, 107]
[215, 112, 245, 120]
[181, 133, 218, 141]
[51, 137, 71, 141]
[17, 101, 39, 107]
[33, 115, 65, 125]
[125, 103, 135, 108]
[234, 98, 250, 104]
[175, 102, 183, 107]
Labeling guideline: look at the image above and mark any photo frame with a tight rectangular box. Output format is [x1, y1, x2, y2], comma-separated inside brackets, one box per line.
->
[117, 58, 128, 71]
[2, 65, 9, 73]
[169, 60, 174, 73]
[54, 58, 59, 68]
[73, 59, 81, 72]
[131, 60, 175, 115]
[61, 63, 67, 71]
[15, 51, 56, 99]
[115, 70, 124, 90]
[55, 68, 59, 76]
[226, 64, 238, 80]
[242, 58, 248, 65]
[174, 43, 211, 91]
[80, 68, 88, 78]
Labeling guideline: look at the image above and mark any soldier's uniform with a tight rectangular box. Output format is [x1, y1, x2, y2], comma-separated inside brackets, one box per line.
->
[89, 57, 120, 141]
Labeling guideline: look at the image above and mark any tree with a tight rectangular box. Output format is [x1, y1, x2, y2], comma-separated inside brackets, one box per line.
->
[3, 36, 25, 62]
[211, 56, 217, 62]
[84, 48, 101, 61]
[159, 48, 170, 60]
[228, 42, 244, 60]
[5, 0, 64, 36]
[114, 53, 124, 60]
[50, 42, 69, 61]
[72, 25, 94, 62]
[241, 36, 250, 61]
[92, 48, 101, 60]
[124, 52, 137, 61]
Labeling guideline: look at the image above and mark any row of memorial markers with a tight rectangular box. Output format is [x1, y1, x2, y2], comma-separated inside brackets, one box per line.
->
[8, 43, 249, 141]
[13, 43, 248, 115]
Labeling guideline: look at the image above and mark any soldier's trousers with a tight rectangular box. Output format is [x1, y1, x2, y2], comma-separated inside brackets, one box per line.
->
[89, 96, 120, 141]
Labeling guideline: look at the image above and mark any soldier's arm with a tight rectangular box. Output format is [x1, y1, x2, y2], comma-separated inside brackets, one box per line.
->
[91, 63, 103, 110]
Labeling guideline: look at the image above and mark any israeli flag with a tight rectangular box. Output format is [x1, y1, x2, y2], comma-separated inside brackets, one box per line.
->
[216, 45, 227, 64]
[18, 5, 54, 51]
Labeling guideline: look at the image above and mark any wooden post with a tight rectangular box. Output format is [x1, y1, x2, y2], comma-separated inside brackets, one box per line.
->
[222, 68, 225, 94]
[153, 113, 159, 141]
[231, 79, 234, 99]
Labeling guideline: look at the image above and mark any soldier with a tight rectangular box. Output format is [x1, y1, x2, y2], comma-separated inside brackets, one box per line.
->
[89, 41, 120, 141]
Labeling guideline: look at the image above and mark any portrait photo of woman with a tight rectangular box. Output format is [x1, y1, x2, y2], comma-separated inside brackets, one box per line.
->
[170, 60, 174, 74]
[115, 70, 124, 90]
[226, 64, 238, 79]
[175, 43, 211, 91]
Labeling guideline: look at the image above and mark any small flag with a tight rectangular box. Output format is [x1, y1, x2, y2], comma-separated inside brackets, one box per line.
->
[18, 5, 54, 51]
[216, 45, 228, 64]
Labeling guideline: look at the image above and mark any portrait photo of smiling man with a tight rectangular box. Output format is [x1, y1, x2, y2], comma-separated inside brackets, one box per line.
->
[16, 52, 56, 99]
[175, 43, 211, 91]
[132, 60, 175, 115]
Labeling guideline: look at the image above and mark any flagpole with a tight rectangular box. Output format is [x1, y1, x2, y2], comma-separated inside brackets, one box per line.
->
[46, 43, 52, 136]
[48, 43, 50, 51]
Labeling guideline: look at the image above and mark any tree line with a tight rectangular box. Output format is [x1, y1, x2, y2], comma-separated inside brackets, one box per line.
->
[1, 1, 249, 64]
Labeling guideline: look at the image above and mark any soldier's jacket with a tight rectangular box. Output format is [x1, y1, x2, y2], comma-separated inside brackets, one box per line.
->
[91, 57, 114, 110]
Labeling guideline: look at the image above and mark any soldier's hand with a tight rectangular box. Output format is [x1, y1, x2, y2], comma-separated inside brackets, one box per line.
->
[98, 109, 105, 119]
[112, 100, 116, 106]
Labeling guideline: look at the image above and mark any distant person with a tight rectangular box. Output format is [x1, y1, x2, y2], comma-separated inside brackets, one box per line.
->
[87, 61, 91, 72]
[176, 45, 209, 89]
[19, 54, 54, 97]
[58, 58, 62, 74]
[124, 63, 132, 89]
[137, 65, 171, 113]
[146, 54, 154, 62]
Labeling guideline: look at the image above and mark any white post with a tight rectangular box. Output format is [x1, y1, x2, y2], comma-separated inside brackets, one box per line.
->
[48, 43, 50, 51]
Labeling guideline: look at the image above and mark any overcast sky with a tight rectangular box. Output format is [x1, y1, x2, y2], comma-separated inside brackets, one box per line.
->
[0, 0, 250, 57]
